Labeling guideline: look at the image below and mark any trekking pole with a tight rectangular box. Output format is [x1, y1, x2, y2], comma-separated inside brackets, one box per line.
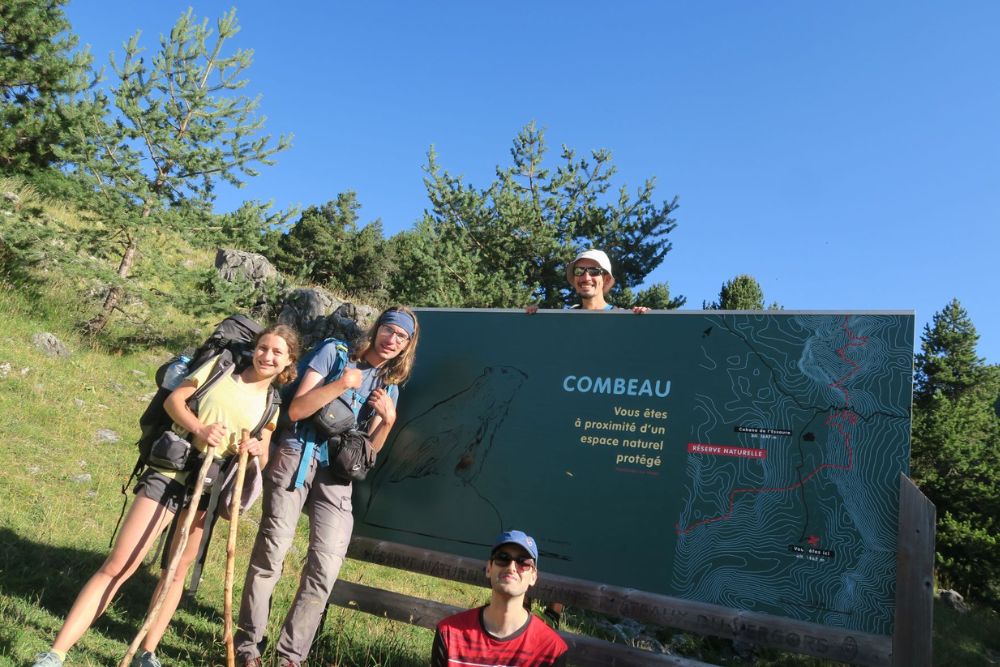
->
[120, 445, 218, 667]
[224, 429, 251, 667]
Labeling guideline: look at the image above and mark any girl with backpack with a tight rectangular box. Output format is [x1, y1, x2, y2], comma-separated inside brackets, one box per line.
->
[234, 306, 419, 667]
[32, 324, 301, 667]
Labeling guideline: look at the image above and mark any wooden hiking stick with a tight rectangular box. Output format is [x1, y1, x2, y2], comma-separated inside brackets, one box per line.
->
[120, 445, 218, 667]
[224, 429, 251, 667]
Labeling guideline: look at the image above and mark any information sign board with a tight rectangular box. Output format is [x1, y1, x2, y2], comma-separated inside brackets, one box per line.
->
[354, 309, 914, 636]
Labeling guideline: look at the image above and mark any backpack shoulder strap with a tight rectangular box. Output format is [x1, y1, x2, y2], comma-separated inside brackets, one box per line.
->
[186, 351, 236, 412]
[320, 338, 351, 382]
[249, 384, 281, 440]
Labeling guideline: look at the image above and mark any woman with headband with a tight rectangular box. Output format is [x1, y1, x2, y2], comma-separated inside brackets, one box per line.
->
[233, 306, 419, 667]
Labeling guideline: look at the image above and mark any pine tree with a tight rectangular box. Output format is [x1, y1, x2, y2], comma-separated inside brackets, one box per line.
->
[708, 274, 764, 310]
[390, 122, 683, 309]
[914, 298, 987, 406]
[56, 9, 289, 334]
[207, 200, 294, 254]
[0, 0, 96, 173]
[271, 192, 393, 302]
[704, 274, 781, 310]
[617, 283, 683, 310]
[910, 299, 1000, 606]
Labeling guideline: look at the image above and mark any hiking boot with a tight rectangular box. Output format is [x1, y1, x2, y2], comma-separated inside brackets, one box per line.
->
[276, 659, 299, 667]
[31, 653, 64, 667]
[130, 650, 162, 667]
[240, 657, 262, 667]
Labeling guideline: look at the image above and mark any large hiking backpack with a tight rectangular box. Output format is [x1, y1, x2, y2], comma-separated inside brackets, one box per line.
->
[112, 314, 280, 546]
[136, 314, 266, 463]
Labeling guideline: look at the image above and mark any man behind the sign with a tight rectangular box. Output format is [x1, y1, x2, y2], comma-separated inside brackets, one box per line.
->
[431, 530, 568, 667]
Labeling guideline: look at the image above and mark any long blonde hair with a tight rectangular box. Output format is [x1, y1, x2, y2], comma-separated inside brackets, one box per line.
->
[351, 305, 419, 386]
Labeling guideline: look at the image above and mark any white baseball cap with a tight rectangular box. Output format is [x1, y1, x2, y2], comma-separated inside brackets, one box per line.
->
[566, 249, 615, 293]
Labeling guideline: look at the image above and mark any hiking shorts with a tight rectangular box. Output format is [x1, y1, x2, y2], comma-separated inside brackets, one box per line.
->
[134, 469, 190, 514]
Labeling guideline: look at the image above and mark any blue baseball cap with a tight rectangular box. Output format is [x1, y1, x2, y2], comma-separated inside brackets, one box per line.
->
[492, 530, 539, 561]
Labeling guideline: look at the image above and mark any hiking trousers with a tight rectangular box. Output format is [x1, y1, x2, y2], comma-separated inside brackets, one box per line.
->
[234, 445, 354, 664]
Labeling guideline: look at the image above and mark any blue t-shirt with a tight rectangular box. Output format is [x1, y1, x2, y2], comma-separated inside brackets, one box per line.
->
[280, 340, 398, 451]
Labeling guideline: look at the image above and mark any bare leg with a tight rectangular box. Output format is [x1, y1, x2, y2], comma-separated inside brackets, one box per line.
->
[140, 507, 207, 652]
[51, 494, 174, 653]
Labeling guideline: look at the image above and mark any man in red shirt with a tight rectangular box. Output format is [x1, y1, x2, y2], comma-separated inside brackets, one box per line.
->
[432, 530, 568, 667]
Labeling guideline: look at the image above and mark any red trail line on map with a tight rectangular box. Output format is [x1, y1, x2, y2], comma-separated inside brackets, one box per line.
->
[676, 316, 868, 535]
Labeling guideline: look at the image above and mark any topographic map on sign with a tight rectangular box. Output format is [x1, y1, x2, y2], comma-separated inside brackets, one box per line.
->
[353, 309, 914, 636]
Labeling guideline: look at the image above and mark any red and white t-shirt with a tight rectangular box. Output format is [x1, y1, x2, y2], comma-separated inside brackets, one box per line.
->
[432, 607, 568, 667]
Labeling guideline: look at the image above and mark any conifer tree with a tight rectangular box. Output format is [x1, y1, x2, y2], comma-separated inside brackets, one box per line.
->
[910, 298, 1000, 606]
[196, 200, 293, 255]
[390, 122, 683, 309]
[914, 298, 987, 406]
[704, 274, 781, 310]
[0, 0, 95, 173]
[270, 192, 393, 302]
[57, 9, 289, 334]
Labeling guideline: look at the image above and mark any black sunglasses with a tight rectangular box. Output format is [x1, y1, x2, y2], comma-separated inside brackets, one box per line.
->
[573, 266, 605, 277]
[491, 552, 536, 569]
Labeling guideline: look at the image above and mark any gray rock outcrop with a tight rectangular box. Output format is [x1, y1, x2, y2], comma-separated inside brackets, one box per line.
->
[215, 248, 277, 287]
[279, 287, 342, 325]
[302, 303, 373, 349]
[210, 256, 387, 349]
[277, 288, 378, 349]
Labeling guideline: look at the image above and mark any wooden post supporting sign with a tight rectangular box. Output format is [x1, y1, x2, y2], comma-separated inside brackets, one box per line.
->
[891, 473, 936, 666]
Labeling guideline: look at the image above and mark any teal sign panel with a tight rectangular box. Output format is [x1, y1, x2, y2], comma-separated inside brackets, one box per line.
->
[353, 309, 914, 636]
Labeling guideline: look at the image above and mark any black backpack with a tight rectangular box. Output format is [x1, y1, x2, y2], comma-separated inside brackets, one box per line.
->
[136, 314, 271, 464]
[111, 315, 281, 544]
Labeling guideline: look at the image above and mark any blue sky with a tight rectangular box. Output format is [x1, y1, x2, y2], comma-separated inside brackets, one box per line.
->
[65, 2, 1000, 363]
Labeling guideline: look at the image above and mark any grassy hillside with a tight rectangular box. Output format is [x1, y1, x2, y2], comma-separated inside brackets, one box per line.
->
[0, 184, 477, 666]
[0, 278, 489, 666]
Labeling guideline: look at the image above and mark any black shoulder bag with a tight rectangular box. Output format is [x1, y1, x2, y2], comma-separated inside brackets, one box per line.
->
[314, 374, 384, 483]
